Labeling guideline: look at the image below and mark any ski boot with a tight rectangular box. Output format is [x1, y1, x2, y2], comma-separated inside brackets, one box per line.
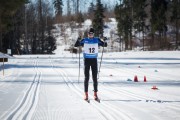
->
[84, 92, 90, 103]
[94, 92, 100, 102]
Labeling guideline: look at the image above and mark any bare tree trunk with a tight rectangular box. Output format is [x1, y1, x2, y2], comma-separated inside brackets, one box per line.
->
[38, 0, 44, 54]
[175, 18, 179, 49]
[151, 33, 154, 50]
[160, 31, 163, 50]
[0, 16, 2, 51]
[0, 31, 2, 52]
[125, 35, 128, 50]
[37, 0, 40, 53]
[67, 0, 71, 16]
[121, 37, 124, 51]
[72, 0, 76, 14]
[143, 27, 145, 51]
[130, 29, 132, 50]
[76, 0, 79, 14]
[119, 38, 121, 52]
[164, 29, 167, 50]
[130, 0, 133, 50]
[24, 4, 28, 53]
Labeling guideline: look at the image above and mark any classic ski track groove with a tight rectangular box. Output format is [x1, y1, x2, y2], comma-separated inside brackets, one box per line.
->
[101, 85, 164, 120]
[105, 85, 180, 111]
[117, 64, 180, 106]
[0, 59, 32, 119]
[50, 60, 112, 120]
[102, 65, 180, 111]
[0, 59, 30, 91]
[50, 59, 77, 120]
[1, 57, 179, 119]
[0, 59, 24, 81]
[59, 70, 116, 120]
[54, 62, 134, 120]
[103, 84, 180, 119]
[23, 59, 42, 120]
[6, 59, 42, 120]
[50, 59, 106, 120]
[101, 60, 180, 119]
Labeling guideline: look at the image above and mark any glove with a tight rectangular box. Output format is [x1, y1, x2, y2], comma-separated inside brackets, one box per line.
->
[103, 37, 108, 41]
[104, 42, 107, 47]
[77, 37, 81, 41]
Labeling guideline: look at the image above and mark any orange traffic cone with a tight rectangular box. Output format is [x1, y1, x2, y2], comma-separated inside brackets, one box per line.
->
[134, 75, 138, 82]
[151, 86, 158, 90]
[144, 76, 147, 82]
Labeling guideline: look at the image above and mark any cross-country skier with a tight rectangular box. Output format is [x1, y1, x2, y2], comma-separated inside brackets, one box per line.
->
[75, 28, 107, 101]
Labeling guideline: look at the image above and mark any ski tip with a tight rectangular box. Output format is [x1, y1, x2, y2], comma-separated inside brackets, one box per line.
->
[84, 99, 90, 103]
[95, 99, 100, 103]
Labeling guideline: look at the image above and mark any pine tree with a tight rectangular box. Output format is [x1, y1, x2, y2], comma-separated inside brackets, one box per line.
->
[114, 1, 123, 37]
[77, 12, 84, 27]
[151, 0, 168, 50]
[53, 0, 63, 17]
[170, 0, 180, 49]
[0, 0, 28, 53]
[133, 0, 147, 50]
[115, 0, 133, 50]
[92, 0, 105, 37]
[88, 2, 95, 19]
[88, 2, 95, 13]
[45, 36, 56, 54]
[115, 1, 124, 51]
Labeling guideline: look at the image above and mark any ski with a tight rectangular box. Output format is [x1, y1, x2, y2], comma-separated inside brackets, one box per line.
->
[95, 98, 100, 103]
[85, 99, 90, 103]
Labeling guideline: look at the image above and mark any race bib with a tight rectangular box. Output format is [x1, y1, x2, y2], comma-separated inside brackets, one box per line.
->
[84, 43, 98, 54]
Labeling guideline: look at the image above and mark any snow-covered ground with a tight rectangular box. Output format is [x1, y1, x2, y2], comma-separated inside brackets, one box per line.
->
[0, 52, 12, 58]
[0, 49, 180, 120]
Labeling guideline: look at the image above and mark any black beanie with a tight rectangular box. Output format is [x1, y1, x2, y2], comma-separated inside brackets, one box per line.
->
[89, 28, 94, 33]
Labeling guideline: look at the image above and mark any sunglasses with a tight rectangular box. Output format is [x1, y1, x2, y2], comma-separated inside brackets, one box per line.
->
[89, 32, 94, 35]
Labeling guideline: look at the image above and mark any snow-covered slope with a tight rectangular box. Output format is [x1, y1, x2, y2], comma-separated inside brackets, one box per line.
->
[0, 50, 180, 120]
[53, 18, 119, 53]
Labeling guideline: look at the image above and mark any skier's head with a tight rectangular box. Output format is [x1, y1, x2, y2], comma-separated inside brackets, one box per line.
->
[88, 28, 94, 38]
[89, 28, 94, 33]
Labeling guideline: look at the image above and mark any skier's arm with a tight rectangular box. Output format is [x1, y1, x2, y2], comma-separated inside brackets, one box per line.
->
[74, 38, 84, 47]
[98, 37, 107, 47]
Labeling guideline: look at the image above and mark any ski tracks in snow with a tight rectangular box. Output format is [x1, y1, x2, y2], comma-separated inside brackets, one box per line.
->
[50, 59, 133, 120]
[100, 63, 180, 119]
[5, 59, 42, 120]
[2, 57, 179, 120]
[105, 64, 180, 106]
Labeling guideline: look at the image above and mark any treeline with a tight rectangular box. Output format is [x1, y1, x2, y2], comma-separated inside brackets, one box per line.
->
[0, 0, 111, 54]
[1, 0, 178, 54]
[55, 0, 180, 51]
[115, 0, 180, 51]
[53, 0, 111, 48]
[0, 0, 56, 55]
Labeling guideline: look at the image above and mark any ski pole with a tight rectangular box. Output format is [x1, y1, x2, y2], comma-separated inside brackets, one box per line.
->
[98, 43, 105, 80]
[78, 46, 80, 84]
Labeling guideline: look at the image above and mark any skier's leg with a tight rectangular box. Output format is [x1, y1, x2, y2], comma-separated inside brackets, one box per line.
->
[84, 59, 90, 92]
[91, 59, 98, 92]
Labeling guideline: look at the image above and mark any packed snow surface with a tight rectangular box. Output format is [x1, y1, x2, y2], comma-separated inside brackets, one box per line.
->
[0, 49, 180, 120]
